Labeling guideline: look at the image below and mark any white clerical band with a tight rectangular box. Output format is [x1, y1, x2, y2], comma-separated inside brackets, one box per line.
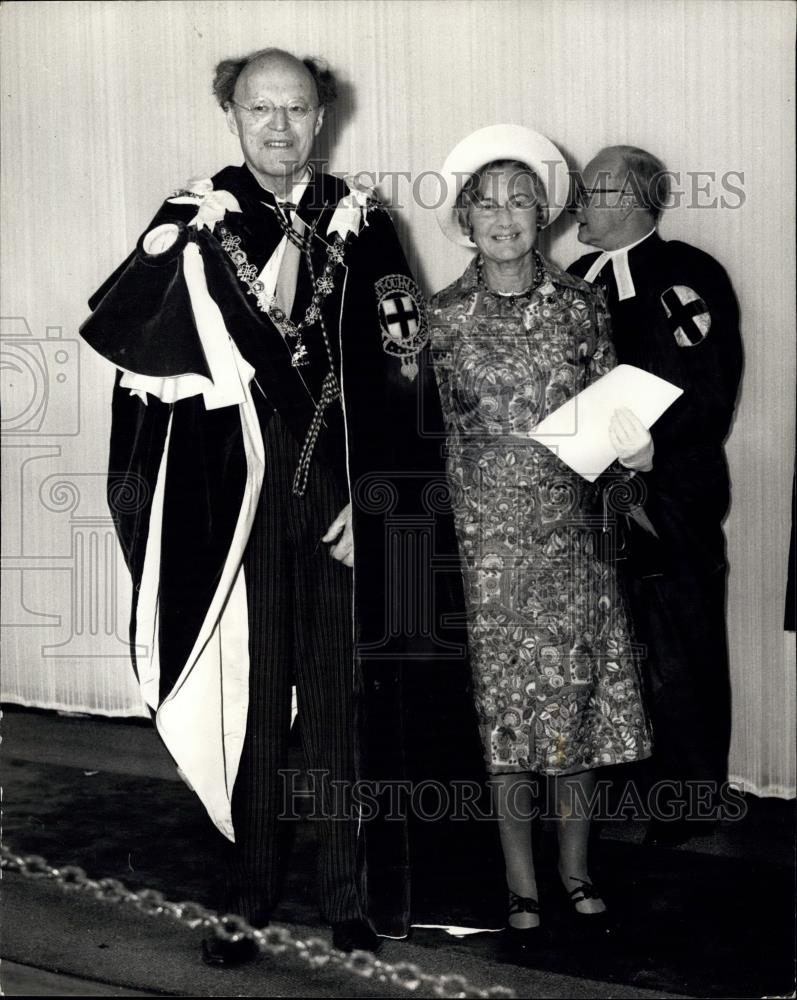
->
[583, 250, 637, 301]
[582, 231, 657, 302]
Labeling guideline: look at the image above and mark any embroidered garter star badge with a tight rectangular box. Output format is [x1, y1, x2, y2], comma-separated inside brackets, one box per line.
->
[375, 274, 429, 381]
[660, 285, 711, 347]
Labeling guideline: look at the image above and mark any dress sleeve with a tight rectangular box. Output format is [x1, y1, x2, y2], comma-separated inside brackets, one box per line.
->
[428, 299, 456, 432]
[585, 284, 617, 384]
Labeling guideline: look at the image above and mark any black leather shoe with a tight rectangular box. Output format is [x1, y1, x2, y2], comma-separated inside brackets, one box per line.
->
[201, 932, 258, 966]
[504, 890, 542, 952]
[331, 918, 381, 953]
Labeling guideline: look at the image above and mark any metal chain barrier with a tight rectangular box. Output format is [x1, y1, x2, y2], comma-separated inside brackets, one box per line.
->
[1, 846, 515, 999]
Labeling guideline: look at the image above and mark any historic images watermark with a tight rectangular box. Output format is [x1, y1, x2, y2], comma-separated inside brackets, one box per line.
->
[278, 772, 747, 824]
[300, 161, 746, 213]
[0, 315, 148, 664]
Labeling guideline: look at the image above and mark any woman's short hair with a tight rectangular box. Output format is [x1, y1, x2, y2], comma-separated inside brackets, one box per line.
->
[212, 49, 338, 108]
[455, 159, 549, 233]
[613, 146, 669, 219]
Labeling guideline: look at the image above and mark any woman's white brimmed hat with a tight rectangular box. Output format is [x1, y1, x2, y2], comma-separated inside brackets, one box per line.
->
[436, 124, 569, 246]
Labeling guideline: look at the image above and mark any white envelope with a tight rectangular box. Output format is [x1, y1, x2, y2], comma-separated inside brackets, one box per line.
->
[528, 364, 683, 482]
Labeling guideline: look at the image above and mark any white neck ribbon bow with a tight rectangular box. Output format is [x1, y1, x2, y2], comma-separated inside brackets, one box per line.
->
[327, 178, 374, 241]
[168, 177, 242, 230]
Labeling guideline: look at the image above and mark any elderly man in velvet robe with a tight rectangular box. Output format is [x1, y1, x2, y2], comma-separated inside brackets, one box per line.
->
[81, 47, 479, 960]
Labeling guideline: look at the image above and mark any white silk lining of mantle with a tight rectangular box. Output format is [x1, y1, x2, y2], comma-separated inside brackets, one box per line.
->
[134, 356, 264, 841]
[127, 236, 266, 842]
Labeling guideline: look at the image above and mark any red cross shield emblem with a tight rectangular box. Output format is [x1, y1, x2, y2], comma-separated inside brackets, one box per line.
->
[660, 285, 711, 347]
[375, 274, 428, 380]
[380, 293, 420, 342]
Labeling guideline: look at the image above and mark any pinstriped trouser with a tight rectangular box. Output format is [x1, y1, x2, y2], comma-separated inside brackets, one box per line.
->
[222, 410, 363, 926]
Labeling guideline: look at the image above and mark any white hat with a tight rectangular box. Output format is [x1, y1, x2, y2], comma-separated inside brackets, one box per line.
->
[436, 124, 569, 246]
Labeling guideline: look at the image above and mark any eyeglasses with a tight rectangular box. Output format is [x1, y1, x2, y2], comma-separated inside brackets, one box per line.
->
[229, 99, 317, 123]
[572, 187, 627, 208]
[468, 196, 539, 215]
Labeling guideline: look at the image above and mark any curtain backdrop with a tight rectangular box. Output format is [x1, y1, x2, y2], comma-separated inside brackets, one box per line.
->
[1, 0, 794, 795]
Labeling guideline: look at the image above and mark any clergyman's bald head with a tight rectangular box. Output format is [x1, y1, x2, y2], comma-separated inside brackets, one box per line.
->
[588, 145, 670, 220]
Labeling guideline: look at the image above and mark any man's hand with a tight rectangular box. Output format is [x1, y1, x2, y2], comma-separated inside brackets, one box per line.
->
[322, 503, 354, 567]
[609, 407, 654, 471]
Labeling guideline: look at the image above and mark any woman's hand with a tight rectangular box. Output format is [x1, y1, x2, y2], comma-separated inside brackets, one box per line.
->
[322, 503, 354, 567]
[609, 408, 654, 471]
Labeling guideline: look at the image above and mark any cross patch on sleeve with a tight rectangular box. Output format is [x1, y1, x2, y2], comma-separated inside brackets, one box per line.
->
[381, 293, 420, 342]
[375, 274, 429, 380]
[660, 285, 711, 347]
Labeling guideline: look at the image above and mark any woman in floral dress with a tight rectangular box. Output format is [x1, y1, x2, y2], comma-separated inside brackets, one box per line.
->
[430, 126, 652, 939]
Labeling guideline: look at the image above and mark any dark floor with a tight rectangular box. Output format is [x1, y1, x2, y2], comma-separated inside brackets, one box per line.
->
[1, 707, 795, 998]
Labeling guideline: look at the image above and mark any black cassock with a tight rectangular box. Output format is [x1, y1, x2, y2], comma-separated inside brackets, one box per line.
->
[570, 232, 743, 796]
[81, 165, 496, 935]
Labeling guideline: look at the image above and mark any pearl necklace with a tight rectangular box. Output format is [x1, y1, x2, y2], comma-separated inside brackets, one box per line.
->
[476, 249, 547, 304]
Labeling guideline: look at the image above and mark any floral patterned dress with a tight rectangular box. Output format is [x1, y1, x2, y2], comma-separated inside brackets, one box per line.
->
[429, 256, 651, 775]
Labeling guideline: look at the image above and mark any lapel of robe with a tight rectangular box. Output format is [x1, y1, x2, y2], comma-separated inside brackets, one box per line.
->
[207, 165, 320, 442]
[213, 163, 285, 271]
[289, 171, 350, 476]
[291, 171, 349, 375]
[209, 166, 350, 474]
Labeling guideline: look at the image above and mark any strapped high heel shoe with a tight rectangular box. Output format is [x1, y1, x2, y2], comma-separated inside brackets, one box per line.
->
[505, 889, 542, 949]
[562, 876, 611, 929]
